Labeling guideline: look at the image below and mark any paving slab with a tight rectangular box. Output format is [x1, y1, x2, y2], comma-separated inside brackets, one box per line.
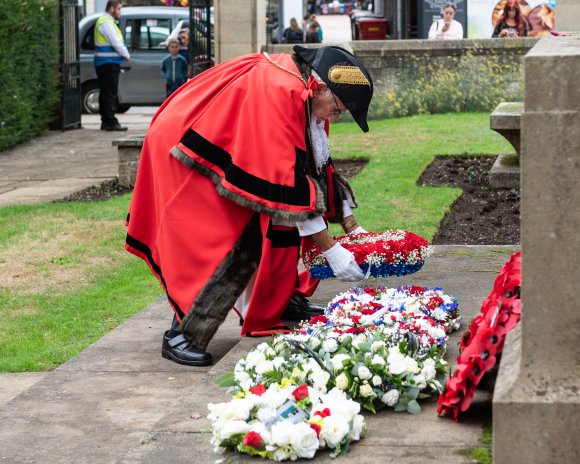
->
[0, 372, 47, 407]
[0, 108, 155, 207]
[0, 177, 111, 206]
[0, 245, 516, 463]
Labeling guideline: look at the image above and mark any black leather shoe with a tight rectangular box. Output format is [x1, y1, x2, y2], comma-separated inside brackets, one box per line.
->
[281, 293, 326, 322]
[161, 331, 213, 366]
[101, 123, 128, 131]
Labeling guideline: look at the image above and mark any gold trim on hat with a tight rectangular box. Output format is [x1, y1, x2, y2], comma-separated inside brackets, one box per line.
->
[328, 65, 370, 86]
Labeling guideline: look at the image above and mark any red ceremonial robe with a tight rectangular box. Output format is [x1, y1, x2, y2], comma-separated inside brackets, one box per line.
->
[125, 53, 329, 348]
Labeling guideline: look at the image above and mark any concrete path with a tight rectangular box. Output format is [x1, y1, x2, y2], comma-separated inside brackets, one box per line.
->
[0, 245, 518, 463]
[0, 108, 155, 207]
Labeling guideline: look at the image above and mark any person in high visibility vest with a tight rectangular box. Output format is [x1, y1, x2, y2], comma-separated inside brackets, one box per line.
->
[94, 0, 130, 131]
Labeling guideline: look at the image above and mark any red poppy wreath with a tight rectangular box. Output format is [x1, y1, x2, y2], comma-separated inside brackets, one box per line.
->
[437, 251, 521, 421]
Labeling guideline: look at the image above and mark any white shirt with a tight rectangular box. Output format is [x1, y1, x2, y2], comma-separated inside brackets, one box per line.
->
[428, 19, 463, 40]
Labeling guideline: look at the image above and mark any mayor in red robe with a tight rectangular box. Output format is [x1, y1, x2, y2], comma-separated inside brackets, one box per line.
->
[125, 45, 373, 366]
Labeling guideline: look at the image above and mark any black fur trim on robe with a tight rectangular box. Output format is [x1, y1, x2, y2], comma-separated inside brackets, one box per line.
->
[180, 215, 262, 349]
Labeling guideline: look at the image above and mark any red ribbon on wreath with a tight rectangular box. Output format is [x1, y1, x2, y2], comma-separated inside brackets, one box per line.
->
[437, 251, 521, 421]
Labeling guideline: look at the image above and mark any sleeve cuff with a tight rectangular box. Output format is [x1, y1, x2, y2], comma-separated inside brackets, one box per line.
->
[296, 216, 327, 237]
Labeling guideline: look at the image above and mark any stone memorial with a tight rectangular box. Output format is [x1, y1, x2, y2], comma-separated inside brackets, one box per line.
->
[493, 32, 580, 463]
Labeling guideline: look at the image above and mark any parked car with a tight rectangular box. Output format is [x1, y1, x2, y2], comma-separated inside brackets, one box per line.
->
[79, 6, 212, 114]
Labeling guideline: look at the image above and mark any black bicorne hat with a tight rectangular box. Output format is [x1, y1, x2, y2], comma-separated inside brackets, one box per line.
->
[293, 45, 373, 132]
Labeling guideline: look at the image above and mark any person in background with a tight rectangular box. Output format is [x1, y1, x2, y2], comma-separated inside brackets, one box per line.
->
[177, 28, 189, 63]
[302, 14, 311, 42]
[306, 14, 322, 43]
[428, 3, 463, 40]
[282, 18, 303, 44]
[161, 39, 188, 98]
[492, 0, 528, 38]
[94, 0, 130, 131]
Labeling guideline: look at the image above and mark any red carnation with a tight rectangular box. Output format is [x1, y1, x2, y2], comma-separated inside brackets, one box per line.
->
[310, 423, 322, 437]
[314, 408, 331, 418]
[310, 315, 329, 324]
[249, 384, 266, 396]
[243, 431, 265, 449]
[292, 384, 309, 402]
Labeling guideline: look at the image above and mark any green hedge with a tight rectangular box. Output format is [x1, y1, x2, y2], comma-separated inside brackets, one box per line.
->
[0, 0, 59, 152]
[369, 50, 524, 120]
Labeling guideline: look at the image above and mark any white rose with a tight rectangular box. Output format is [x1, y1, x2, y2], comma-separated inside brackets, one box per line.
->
[323, 338, 338, 353]
[335, 373, 349, 390]
[320, 415, 350, 448]
[423, 358, 436, 368]
[291, 422, 320, 459]
[309, 336, 321, 350]
[404, 357, 420, 374]
[421, 365, 437, 381]
[359, 383, 373, 397]
[256, 407, 277, 424]
[207, 400, 250, 421]
[220, 420, 250, 439]
[371, 354, 386, 366]
[381, 389, 400, 407]
[348, 414, 366, 441]
[321, 388, 360, 420]
[270, 420, 293, 446]
[372, 375, 382, 387]
[310, 369, 330, 393]
[413, 374, 427, 389]
[357, 365, 372, 380]
[331, 354, 351, 371]
[387, 352, 406, 375]
[255, 360, 274, 374]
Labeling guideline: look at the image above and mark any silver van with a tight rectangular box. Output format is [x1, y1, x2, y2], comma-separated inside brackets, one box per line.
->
[80, 6, 210, 113]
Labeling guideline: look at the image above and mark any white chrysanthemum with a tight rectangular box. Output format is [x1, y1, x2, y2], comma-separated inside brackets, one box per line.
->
[382, 389, 400, 406]
[322, 338, 338, 353]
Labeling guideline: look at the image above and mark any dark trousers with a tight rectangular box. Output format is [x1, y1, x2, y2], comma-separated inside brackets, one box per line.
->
[165, 81, 183, 98]
[96, 62, 120, 127]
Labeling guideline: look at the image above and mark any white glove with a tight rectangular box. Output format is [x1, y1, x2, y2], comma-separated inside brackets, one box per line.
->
[349, 226, 367, 234]
[323, 243, 365, 282]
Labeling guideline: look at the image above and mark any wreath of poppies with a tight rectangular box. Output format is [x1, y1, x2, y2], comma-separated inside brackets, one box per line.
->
[437, 251, 521, 421]
[303, 231, 431, 280]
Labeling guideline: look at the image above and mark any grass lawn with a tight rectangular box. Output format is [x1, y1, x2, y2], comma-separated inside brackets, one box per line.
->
[0, 113, 513, 372]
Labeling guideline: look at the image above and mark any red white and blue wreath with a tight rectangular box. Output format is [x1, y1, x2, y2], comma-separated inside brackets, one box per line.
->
[303, 231, 431, 280]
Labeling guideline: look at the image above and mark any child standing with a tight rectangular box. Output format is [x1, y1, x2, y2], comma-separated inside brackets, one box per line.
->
[161, 39, 188, 98]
